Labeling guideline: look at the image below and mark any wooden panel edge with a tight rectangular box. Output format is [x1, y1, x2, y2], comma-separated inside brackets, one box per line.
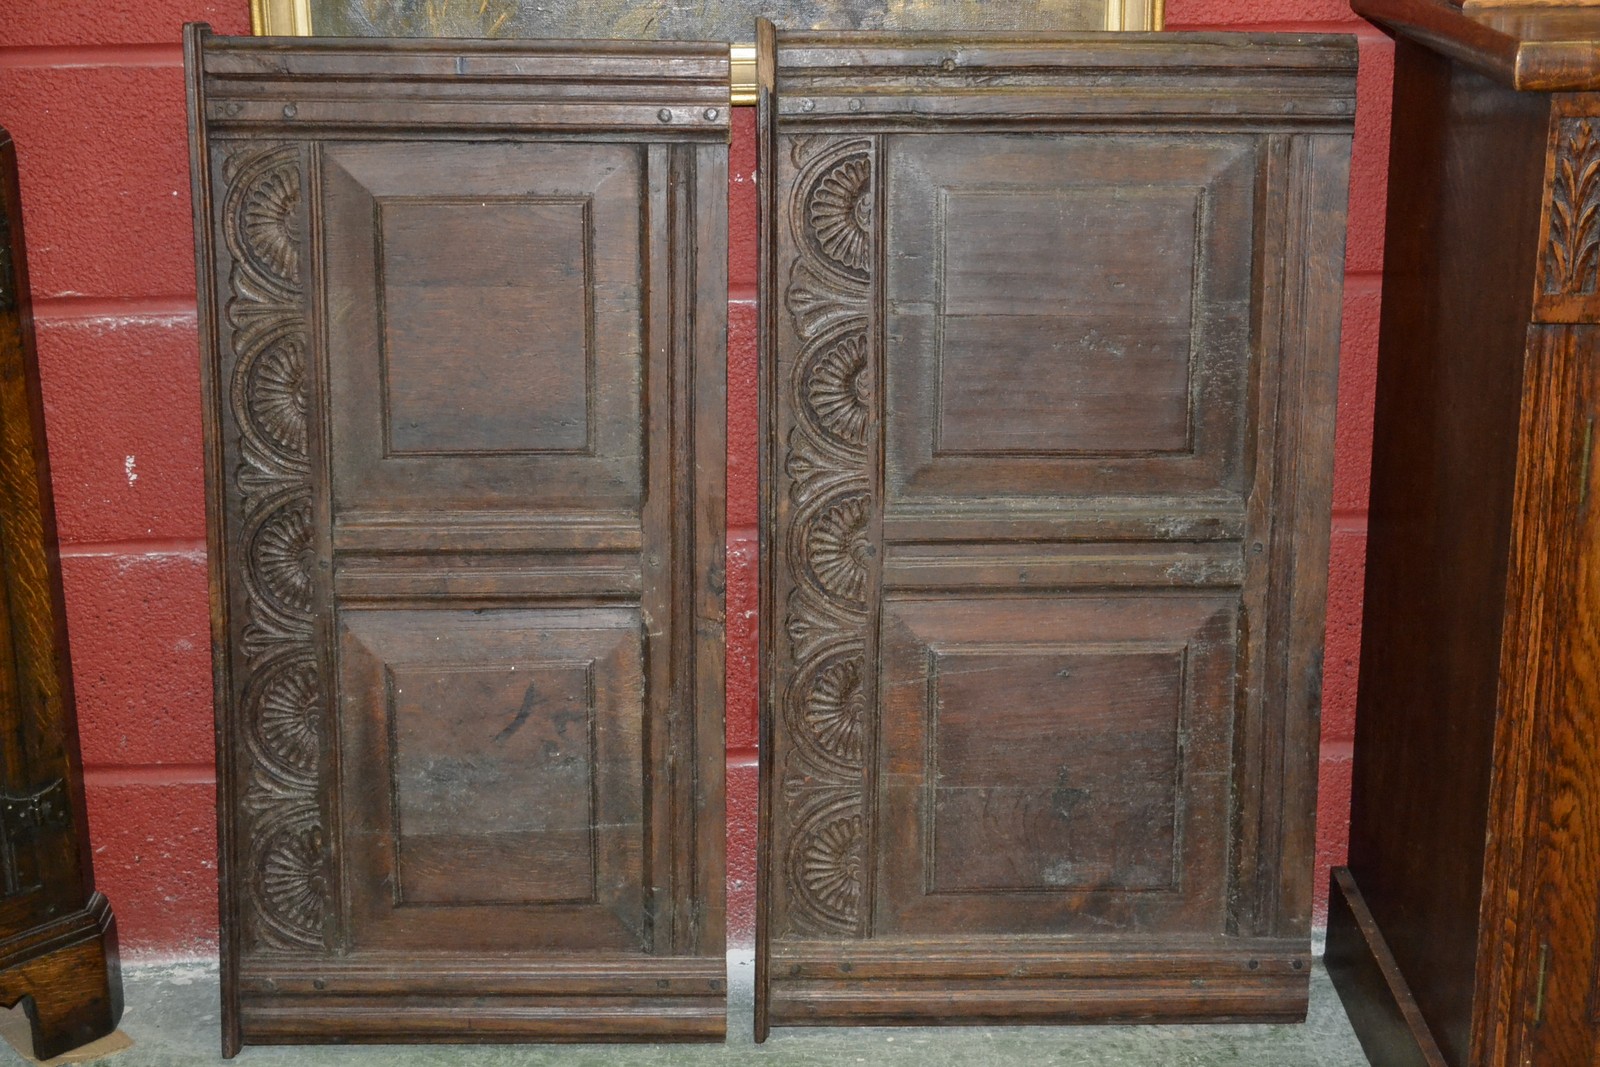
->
[238, 999, 726, 1044]
[766, 978, 1309, 1028]
[183, 23, 244, 1060]
[752, 15, 778, 1047]
[1325, 868, 1451, 1067]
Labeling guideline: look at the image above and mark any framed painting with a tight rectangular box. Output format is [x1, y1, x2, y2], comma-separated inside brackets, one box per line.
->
[250, 0, 1165, 40]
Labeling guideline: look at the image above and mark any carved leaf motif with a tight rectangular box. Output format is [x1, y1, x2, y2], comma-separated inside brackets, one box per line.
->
[241, 616, 306, 670]
[1545, 119, 1600, 298]
[236, 436, 307, 514]
[784, 425, 854, 490]
[785, 588, 849, 663]
[786, 259, 866, 342]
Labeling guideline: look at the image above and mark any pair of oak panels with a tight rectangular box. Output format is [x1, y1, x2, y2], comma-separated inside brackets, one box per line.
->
[188, 23, 1356, 1051]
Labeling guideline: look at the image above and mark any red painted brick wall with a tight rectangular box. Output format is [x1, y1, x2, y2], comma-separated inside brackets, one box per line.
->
[0, 0, 1388, 956]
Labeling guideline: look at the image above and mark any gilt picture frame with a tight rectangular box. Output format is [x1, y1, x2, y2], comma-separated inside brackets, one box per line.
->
[250, 0, 1164, 40]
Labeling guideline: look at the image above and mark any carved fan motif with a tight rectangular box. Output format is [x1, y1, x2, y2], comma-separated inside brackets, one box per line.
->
[804, 330, 871, 448]
[222, 142, 328, 954]
[249, 658, 320, 777]
[804, 153, 873, 280]
[244, 337, 309, 455]
[779, 136, 878, 940]
[804, 495, 871, 605]
[249, 500, 315, 617]
[241, 165, 302, 285]
[253, 819, 326, 950]
[801, 654, 866, 767]
[792, 807, 863, 932]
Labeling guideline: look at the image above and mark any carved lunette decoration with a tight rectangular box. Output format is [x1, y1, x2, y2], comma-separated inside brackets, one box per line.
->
[221, 142, 329, 953]
[777, 136, 878, 938]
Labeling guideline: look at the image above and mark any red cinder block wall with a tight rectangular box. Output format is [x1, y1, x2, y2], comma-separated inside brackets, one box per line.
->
[0, 0, 1389, 956]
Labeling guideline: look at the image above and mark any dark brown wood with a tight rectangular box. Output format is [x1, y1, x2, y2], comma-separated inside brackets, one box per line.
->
[0, 128, 124, 1062]
[1334, 4, 1600, 1065]
[1325, 869, 1448, 1067]
[755, 26, 1355, 1037]
[1355, 0, 1600, 92]
[186, 25, 728, 1051]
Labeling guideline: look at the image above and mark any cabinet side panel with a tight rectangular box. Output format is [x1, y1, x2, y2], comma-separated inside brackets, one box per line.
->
[1344, 38, 1550, 1067]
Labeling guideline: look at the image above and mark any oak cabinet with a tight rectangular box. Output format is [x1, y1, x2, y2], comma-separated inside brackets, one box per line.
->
[1329, 4, 1600, 1066]
[755, 25, 1356, 1036]
[187, 27, 728, 1050]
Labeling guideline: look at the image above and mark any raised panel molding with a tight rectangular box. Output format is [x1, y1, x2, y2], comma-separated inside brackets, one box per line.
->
[336, 608, 648, 951]
[387, 660, 599, 907]
[320, 140, 646, 515]
[374, 195, 596, 458]
[883, 136, 1259, 505]
[924, 643, 1187, 895]
[931, 185, 1201, 459]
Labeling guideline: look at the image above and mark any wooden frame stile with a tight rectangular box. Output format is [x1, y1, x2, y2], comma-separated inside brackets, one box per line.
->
[755, 14, 780, 1046]
[182, 27, 238, 1054]
[187, 24, 728, 1052]
[755, 22, 1355, 1037]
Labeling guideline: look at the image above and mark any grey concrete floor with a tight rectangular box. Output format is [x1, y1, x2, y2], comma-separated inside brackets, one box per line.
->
[7, 952, 1372, 1066]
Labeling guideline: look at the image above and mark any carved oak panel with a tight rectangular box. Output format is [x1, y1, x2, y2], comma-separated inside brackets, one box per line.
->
[189, 26, 727, 1050]
[757, 25, 1355, 1036]
[321, 141, 646, 515]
